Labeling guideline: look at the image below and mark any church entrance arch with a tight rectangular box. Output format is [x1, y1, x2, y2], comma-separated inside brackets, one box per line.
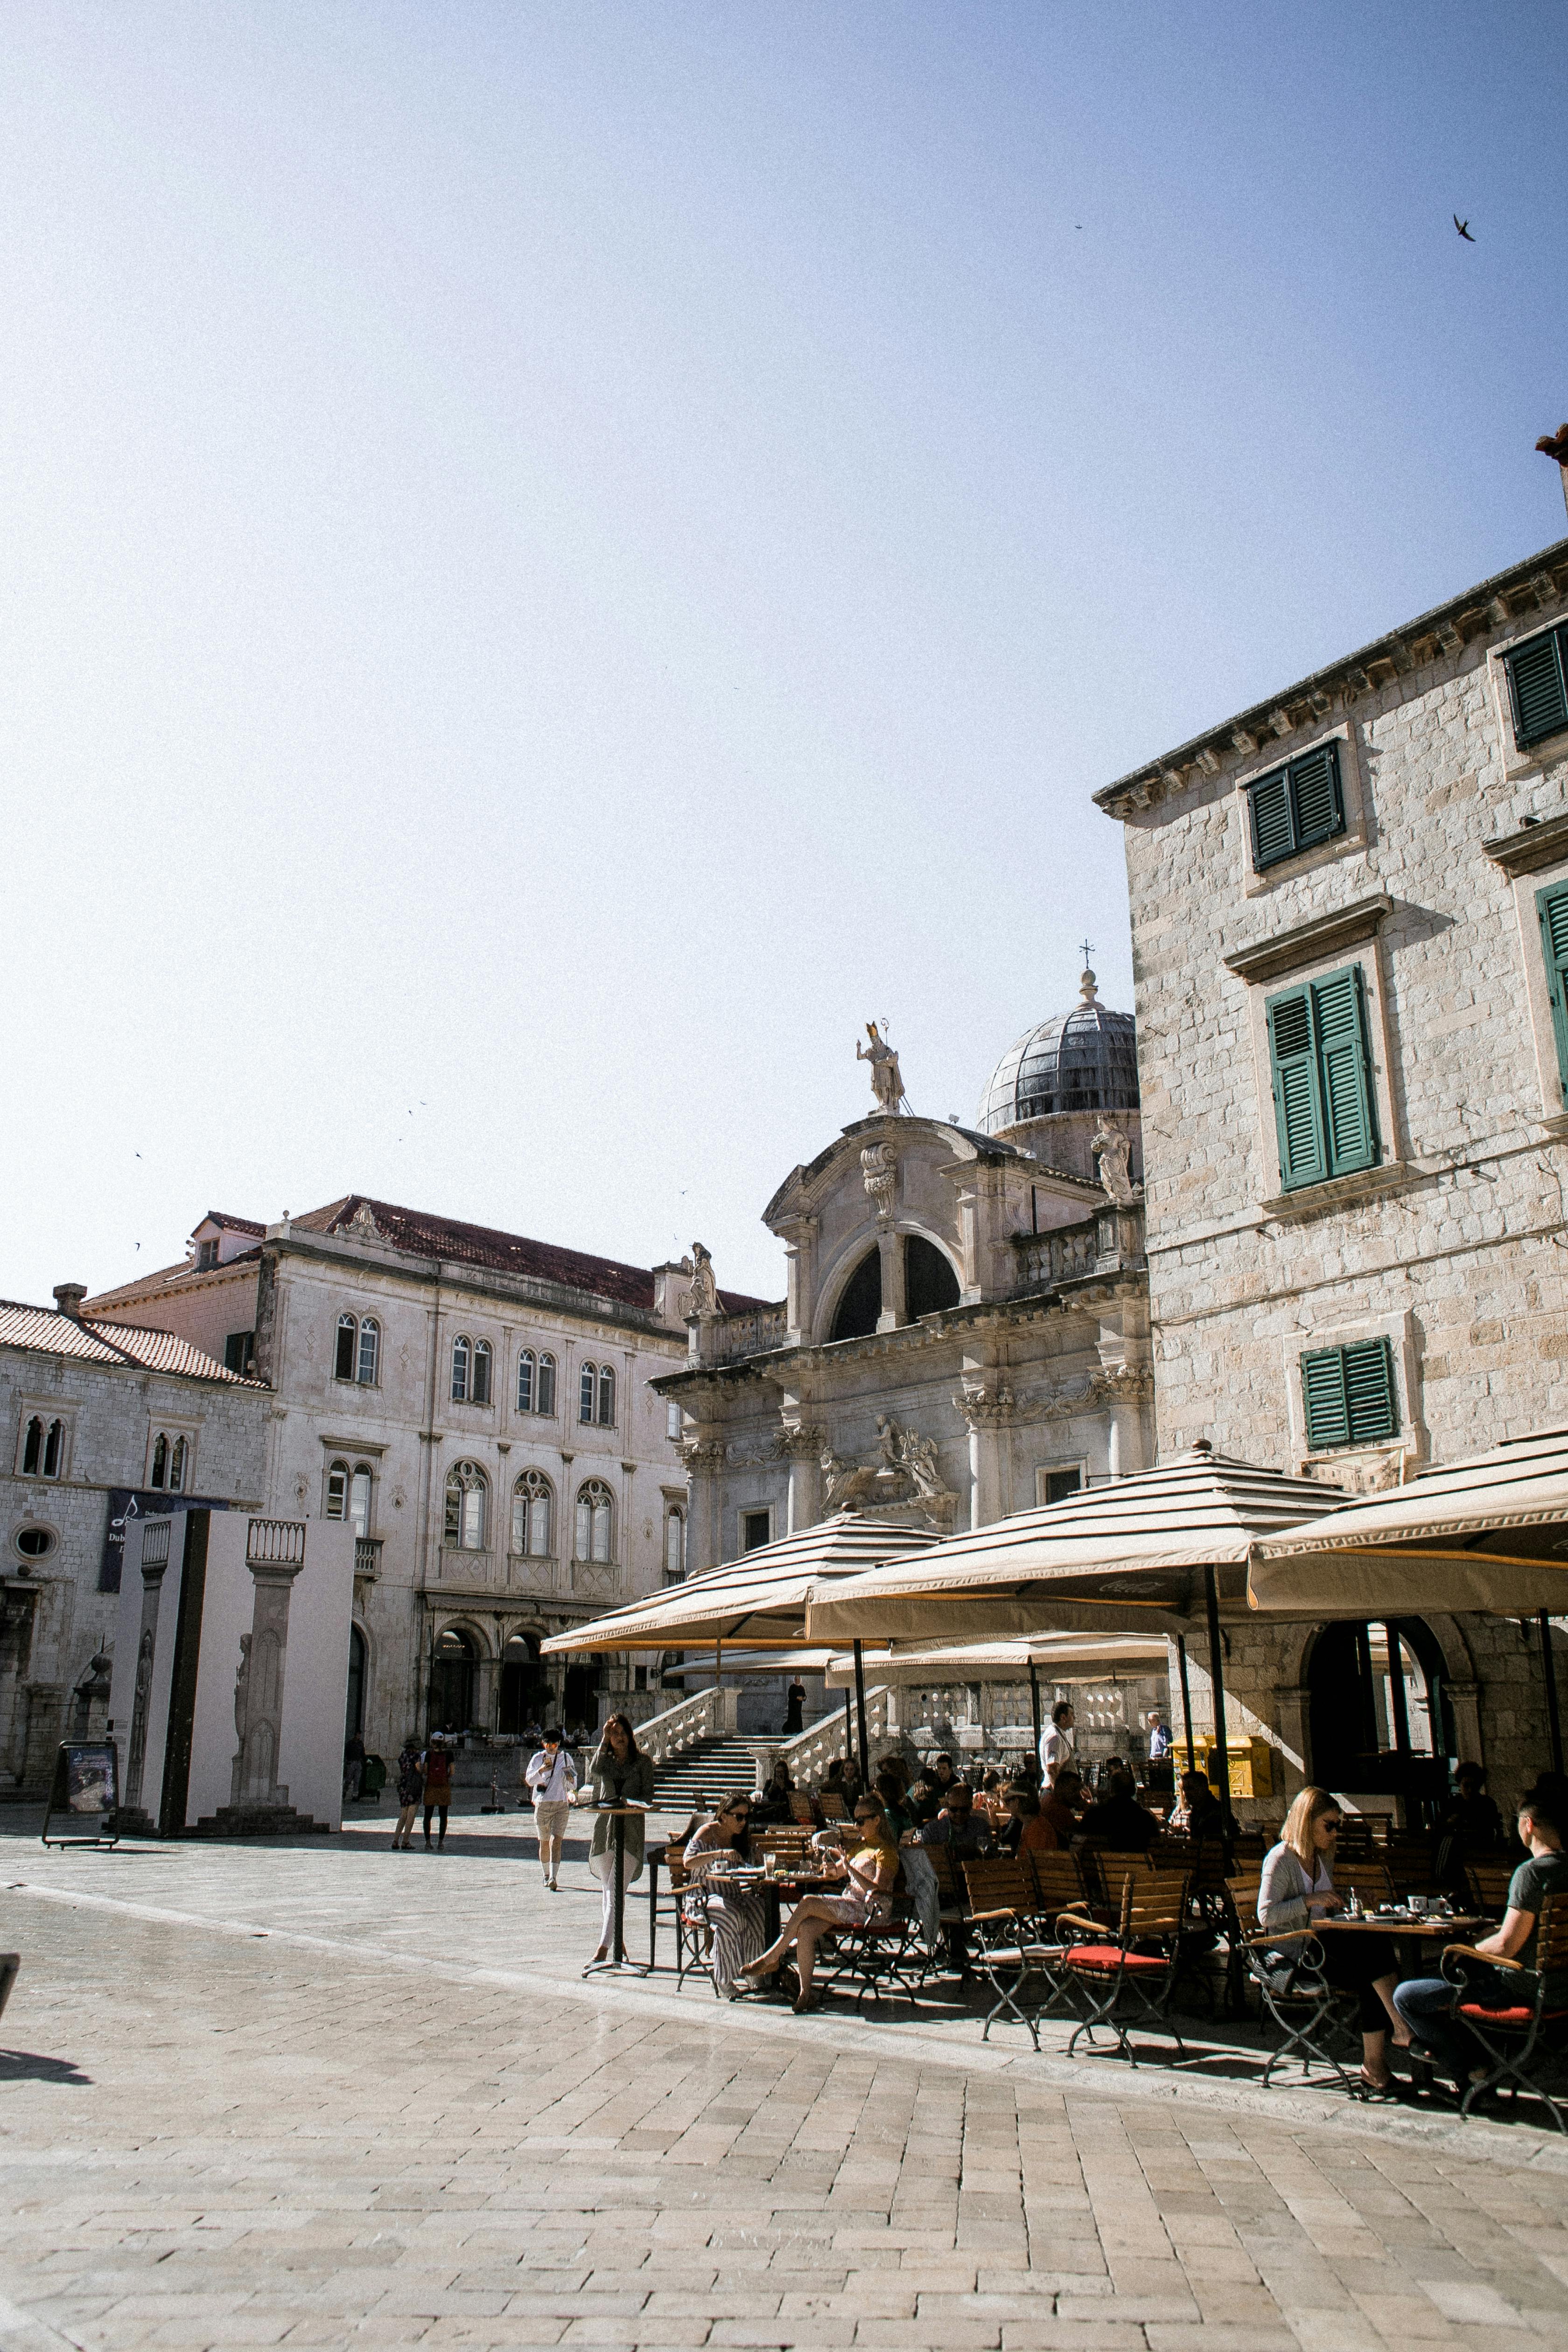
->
[429, 1626, 477, 1734]
[1306, 1616, 1454, 1825]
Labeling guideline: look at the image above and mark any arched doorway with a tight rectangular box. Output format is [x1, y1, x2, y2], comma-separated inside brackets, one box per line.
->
[563, 1659, 601, 1734]
[429, 1627, 477, 1733]
[498, 1632, 544, 1734]
[344, 1626, 367, 1742]
[1307, 1616, 1454, 1825]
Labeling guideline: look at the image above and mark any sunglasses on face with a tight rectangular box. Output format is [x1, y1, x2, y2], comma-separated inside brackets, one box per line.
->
[1322, 1822, 1341, 1835]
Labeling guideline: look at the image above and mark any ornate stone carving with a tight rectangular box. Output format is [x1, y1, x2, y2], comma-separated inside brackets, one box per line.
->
[1031, 1362, 1154, 1423]
[771, 1419, 826, 1462]
[819, 1417, 958, 1530]
[860, 1141, 898, 1221]
[954, 1377, 1017, 1431]
[675, 1436, 727, 1473]
[856, 1022, 905, 1115]
[345, 1201, 384, 1243]
[688, 1242, 720, 1318]
[1091, 1120, 1144, 1206]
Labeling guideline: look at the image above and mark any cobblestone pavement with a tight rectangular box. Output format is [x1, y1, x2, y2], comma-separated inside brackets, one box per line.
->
[3, 1807, 1568, 2351]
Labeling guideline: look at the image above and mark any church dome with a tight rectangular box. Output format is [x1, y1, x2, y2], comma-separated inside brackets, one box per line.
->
[976, 969, 1140, 1134]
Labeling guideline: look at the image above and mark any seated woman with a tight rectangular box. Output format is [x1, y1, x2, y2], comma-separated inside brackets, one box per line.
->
[1260, 1785, 1408, 2099]
[751, 1759, 797, 1824]
[743, 1796, 900, 2011]
[683, 1792, 768, 1999]
[995, 1784, 1053, 1855]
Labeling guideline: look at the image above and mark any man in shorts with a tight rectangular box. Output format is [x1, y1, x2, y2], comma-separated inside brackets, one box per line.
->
[525, 1728, 578, 1890]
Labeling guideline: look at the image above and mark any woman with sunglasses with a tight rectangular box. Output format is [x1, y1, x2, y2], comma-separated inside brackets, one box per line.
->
[682, 1792, 768, 1998]
[1260, 1786, 1408, 2097]
[742, 1796, 899, 2012]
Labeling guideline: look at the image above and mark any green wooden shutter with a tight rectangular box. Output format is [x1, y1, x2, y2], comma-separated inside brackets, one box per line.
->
[1249, 769, 1295, 869]
[1507, 626, 1568, 751]
[1342, 1338, 1398, 1443]
[1538, 881, 1568, 1099]
[1267, 987, 1327, 1187]
[1301, 1349, 1350, 1449]
[1312, 966, 1379, 1175]
[1289, 742, 1344, 850]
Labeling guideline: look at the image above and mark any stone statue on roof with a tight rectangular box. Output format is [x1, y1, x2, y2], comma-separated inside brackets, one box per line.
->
[688, 1241, 721, 1318]
[857, 1022, 904, 1115]
[1091, 1120, 1143, 1206]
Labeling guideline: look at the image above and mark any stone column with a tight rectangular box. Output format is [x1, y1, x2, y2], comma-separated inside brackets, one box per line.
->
[229, 1524, 307, 1815]
[678, 1436, 727, 1574]
[776, 1214, 819, 1347]
[1447, 1677, 1483, 1769]
[123, 1527, 173, 1819]
[776, 1418, 826, 1534]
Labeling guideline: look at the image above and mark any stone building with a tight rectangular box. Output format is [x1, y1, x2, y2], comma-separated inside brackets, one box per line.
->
[1, 1290, 269, 1798]
[84, 1199, 763, 1758]
[1095, 532, 1568, 1806]
[653, 997, 1154, 1723]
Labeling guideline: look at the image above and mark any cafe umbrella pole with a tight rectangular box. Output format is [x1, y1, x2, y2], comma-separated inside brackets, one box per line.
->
[1541, 1609, 1565, 1778]
[1028, 1660, 1042, 1762]
[1175, 1635, 1196, 1778]
[1203, 1564, 1235, 1835]
[853, 1639, 870, 1784]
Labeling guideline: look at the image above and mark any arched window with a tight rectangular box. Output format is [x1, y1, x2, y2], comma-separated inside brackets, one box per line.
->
[664, 1506, 686, 1583]
[597, 1364, 615, 1426]
[335, 1312, 357, 1380]
[517, 1348, 536, 1412]
[537, 1352, 556, 1416]
[830, 1248, 882, 1343]
[168, 1436, 186, 1493]
[471, 1339, 492, 1406]
[904, 1234, 961, 1319]
[350, 1466, 372, 1537]
[575, 1479, 614, 1563]
[451, 1336, 471, 1402]
[42, 1419, 63, 1477]
[150, 1433, 168, 1489]
[511, 1469, 553, 1557]
[444, 1460, 487, 1550]
[357, 1317, 380, 1386]
[22, 1416, 42, 1475]
[326, 1460, 350, 1519]
[579, 1362, 597, 1424]
[430, 1626, 476, 1729]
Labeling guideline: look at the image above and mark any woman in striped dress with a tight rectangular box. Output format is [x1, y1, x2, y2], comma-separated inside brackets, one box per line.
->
[683, 1793, 768, 1999]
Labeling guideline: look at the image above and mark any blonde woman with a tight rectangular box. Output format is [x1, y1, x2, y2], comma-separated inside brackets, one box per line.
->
[742, 1796, 899, 2012]
[1259, 1787, 1408, 2098]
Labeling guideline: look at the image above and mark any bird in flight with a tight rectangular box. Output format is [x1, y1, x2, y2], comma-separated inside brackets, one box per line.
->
[1454, 215, 1475, 242]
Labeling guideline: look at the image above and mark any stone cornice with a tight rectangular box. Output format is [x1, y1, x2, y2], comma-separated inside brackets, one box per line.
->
[1482, 807, 1568, 877]
[1095, 539, 1568, 822]
[266, 1230, 681, 1346]
[1222, 891, 1393, 985]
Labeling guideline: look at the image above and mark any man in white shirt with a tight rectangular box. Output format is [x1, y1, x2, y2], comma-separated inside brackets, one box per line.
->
[525, 1729, 578, 1890]
[1040, 1701, 1076, 1782]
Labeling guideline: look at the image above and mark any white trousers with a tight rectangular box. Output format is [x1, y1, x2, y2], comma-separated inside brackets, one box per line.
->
[592, 1846, 642, 1948]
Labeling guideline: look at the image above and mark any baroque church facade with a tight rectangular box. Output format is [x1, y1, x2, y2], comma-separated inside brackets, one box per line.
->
[656, 976, 1154, 1587]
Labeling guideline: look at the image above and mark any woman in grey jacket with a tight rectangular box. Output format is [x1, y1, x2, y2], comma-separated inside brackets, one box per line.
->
[1260, 1786, 1407, 2097]
[582, 1713, 657, 1963]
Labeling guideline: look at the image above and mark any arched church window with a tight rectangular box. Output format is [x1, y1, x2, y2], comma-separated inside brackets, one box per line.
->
[575, 1479, 614, 1563]
[335, 1312, 358, 1381]
[829, 1248, 882, 1344]
[451, 1336, 471, 1402]
[904, 1234, 960, 1319]
[444, 1460, 487, 1550]
[471, 1339, 492, 1406]
[512, 1469, 553, 1557]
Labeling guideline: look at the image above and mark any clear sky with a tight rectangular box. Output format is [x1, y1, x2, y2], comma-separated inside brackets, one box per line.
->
[4, 1, 1566, 1309]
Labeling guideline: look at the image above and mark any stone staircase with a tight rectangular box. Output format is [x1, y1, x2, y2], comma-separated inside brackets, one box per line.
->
[648, 1736, 768, 1815]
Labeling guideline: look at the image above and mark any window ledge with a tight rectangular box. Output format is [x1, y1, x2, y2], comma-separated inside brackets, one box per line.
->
[1483, 806, 1568, 876]
[1224, 891, 1393, 985]
[1260, 1161, 1412, 1221]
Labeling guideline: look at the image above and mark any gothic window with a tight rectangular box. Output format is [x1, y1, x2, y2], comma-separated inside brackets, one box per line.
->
[575, 1479, 613, 1563]
[579, 1363, 597, 1424]
[598, 1364, 615, 1426]
[350, 1466, 372, 1537]
[537, 1352, 556, 1415]
[444, 1460, 488, 1550]
[357, 1317, 380, 1386]
[664, 1506, 686, 1583]
[326, 1460, 350, 1519]
[21, 1416, 64, 1479]
[517, 1348, 535, 1412]
[335, 1313, 357, 1380]
[169, 1437, 187, 1494]
[451, 1336, 472, 1402]
[511, 1469, 553, 1557]
[150, 1434, 168, 1488]
[471, 1339, 492, 1406]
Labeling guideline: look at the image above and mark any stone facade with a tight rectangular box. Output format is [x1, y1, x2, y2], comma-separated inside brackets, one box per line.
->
[1097, 534, 1568, 1806]
[0, 1300, 269, 1798]
[83, 1199, 738, 1760]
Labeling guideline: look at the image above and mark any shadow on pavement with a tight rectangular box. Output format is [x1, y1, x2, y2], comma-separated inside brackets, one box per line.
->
[0, 2049, 93, 2086]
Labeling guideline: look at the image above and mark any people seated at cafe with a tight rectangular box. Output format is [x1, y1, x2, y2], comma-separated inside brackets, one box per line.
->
[1260, 1786, 1408, 2098]
[1168, 1767, 1226, 1849]
[1393, 1784, 1568, 2092]
[905, 1778, 991, 1858]
[752, 1759, 797, 1823]
[1078, 1763, 1159, 1851]
[1039, 1764, 1085, 1847]
[995, 1783, 1054, 1855]
[682, 1792, 769, 1999]
[873, 1767, 914, 1840]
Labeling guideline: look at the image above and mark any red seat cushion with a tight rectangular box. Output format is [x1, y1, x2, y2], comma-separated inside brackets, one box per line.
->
[1458, 2004, 1533, 2026]
[1065, 1945, 1169, 1974]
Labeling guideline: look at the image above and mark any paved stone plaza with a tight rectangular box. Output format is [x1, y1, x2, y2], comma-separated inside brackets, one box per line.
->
[3, 1805, 1568, 2352]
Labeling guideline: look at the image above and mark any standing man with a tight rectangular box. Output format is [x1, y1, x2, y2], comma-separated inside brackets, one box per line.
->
[1040, 1700, 1076, 1782]
[784, 1677, 806, 1736]
[1145, 1708, 1173, 1794]
[526, 1728, 578, 1891]
[422, 1732, 453, 1852]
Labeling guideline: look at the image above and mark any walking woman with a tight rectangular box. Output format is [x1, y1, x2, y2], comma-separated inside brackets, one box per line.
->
[1259, 1786, 1409, 2098]
[683, 1792, 768, 1998]
[421, 1733, 453, 1851]
[581, 1713, 656, 1964]
[391, 1736, 423, 1851]
[743, 1794, 899, 2012]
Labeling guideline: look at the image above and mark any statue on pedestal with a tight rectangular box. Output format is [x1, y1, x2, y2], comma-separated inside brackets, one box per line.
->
[856, 1022, 905, 1115]
[688, 1241, 720, 1318]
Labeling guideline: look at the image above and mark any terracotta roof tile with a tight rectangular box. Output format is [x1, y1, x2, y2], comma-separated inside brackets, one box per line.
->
[0, 1300, 265, 1385]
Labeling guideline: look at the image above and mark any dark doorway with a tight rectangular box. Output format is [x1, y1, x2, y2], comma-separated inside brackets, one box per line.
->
[563, 1660, 601, 1732]
[430, 1628, 476, 1733]
[498, 1633, 543, 1734]
[830, 1248, 882, 1342]
[345, 1625, 366, 1741]
[905, 1235, 960, 1319]
[1307, 1616, 1453, 1824]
